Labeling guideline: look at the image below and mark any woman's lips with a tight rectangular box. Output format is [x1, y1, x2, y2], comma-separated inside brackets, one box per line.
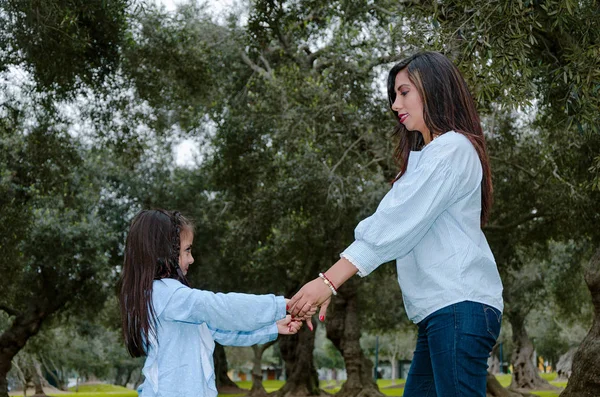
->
[399, 113, 408, 123]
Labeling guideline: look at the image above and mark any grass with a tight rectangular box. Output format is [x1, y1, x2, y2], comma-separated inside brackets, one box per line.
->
[235, 380, 286, 392]
[8, 384, 138, 397]
[245, 375, 565, 397]
[8, 374, 565, 397]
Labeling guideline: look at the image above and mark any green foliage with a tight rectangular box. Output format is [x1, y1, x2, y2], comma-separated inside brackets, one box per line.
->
[0, 0, 131, 97]
[418, 0, 600, 132]
[122, 3, 222, 131]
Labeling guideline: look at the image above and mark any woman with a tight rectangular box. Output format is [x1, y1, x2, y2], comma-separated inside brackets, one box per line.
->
[288, 52, 503, 396]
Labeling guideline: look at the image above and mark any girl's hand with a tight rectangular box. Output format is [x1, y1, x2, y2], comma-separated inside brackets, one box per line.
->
[276, 315, 303, 335]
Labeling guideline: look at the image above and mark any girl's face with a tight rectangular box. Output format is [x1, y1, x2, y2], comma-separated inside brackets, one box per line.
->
[178, 230, 194, 275]
[391, 69, 432, 143]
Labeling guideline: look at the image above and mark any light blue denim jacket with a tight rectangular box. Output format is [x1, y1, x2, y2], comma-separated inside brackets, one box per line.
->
[137, 278, 286, 397]
[342, 131, 503, 323]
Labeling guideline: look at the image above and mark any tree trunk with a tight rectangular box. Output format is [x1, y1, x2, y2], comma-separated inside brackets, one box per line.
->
[488, 344, 501, 374]
[508, 314, 557, 391]
[276, 325, 321, 397]
[0, 308, 47, 397]
[486, 374, 535, 397]
[555, 347, 576, 381]
[390, 356, 396, 386]
[31, 358, 47, 397]
[213, 342, 245, 394]
[249, 341, 276, 397]
[325, 280, 383, 397]
[40, 357, 66, 391]
[560, 246, 600, 397]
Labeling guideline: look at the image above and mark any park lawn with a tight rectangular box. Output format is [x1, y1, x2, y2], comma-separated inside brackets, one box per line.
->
[8, 384, 138, 397]
[10, 374, 563, 397]
[63, 384, 136, 397]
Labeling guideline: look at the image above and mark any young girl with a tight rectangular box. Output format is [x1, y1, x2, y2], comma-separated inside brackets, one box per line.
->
[289, 52, 503, 396]
[119, 209, 303, 397]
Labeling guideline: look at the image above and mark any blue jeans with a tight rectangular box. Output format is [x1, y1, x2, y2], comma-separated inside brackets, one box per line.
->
[403, 301, 502, 397]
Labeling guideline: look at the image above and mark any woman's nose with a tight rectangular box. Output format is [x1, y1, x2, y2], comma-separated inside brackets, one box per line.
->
[392, 96, 402, 112]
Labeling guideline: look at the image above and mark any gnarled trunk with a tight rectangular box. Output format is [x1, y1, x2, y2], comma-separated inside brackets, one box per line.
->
[31, 358, 47, 397]
[488, 344, 501, 374]
[555, 347, 576, 381]
[276, 325, 321, 397]
[248, 341, 276, 397]
[508, 314, 557, 391]
[325, 280, 383, 397]
[0, 308, 47, 397]
[214, 342, 245, 394]
[486, 374, 535, 397]
[560, 246, 600, 397]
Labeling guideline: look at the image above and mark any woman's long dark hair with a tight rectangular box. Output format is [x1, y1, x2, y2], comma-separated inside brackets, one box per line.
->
[119, 209, 194, 357]
[387, 51, 493, 226]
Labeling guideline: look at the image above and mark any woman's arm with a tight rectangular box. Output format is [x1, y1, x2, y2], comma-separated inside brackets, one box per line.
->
[288, 143, 469, 317]
[288, 257, 357, 317]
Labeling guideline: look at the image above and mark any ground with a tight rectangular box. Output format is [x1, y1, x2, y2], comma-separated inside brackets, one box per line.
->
[8, 374, 566, 397]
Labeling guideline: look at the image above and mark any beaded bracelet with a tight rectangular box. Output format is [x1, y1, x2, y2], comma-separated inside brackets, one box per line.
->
[318, 272, 338, 296]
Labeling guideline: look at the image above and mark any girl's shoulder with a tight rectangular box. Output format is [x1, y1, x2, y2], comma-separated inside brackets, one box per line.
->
[152, 278, 189, 316]
[153, 277, 187, 292]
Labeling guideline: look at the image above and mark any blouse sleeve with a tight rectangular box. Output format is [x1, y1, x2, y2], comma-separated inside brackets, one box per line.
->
[161, 287, 287, 332]
[341, 155, 459, 277]
[209, 324, 278, 346]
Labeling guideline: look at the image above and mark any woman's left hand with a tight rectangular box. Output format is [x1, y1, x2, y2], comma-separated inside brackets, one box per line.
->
[288, 278, 332, 319]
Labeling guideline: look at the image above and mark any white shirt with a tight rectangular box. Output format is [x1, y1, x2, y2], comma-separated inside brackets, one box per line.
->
[341, 131, 503, 323]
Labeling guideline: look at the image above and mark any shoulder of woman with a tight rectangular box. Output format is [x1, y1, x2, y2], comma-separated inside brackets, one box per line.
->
[423, 131, 477, 162]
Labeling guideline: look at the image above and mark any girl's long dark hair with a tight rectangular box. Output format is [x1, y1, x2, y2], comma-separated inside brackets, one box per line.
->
[387, 51, 493, 226]
[119, 209, 194, 357]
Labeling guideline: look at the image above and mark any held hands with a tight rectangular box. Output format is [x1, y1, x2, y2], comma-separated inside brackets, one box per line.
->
[282, 299, 318, 332]
[285, 259, 356, 327]
[276, 315, 303, 335]
[287, 277, 333, 321]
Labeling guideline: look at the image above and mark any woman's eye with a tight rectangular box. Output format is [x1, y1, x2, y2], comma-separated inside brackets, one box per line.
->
[401, 91, 408, 96]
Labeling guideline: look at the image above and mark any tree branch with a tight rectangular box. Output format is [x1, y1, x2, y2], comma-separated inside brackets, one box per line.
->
[490, 155, 537, 179]
[484, 212, 549, 232]
[259, 54, 273, 75]
[330, 136, 363, 176]
[0, 305, 20, 317]
[365, 53, 407, 71]
[240, 51, 272, 81]
[259, 339, 277, 355]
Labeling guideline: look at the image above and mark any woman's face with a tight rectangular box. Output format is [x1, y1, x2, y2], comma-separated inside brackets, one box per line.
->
[391, 69, 431, 142]
[178, 230, 194, 275]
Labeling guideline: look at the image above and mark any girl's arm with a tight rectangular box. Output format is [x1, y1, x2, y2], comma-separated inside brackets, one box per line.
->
[159, 284, 287, 331]
[209, 316, 302, 346]
[209, 324, 278, 346]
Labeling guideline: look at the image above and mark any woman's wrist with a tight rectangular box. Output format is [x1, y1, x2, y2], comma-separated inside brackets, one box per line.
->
[323, 257, 358, 290]
[318, 273, 338, 295]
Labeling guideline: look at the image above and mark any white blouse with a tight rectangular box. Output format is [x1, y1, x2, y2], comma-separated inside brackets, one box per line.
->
[342, 131, 503, 323]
